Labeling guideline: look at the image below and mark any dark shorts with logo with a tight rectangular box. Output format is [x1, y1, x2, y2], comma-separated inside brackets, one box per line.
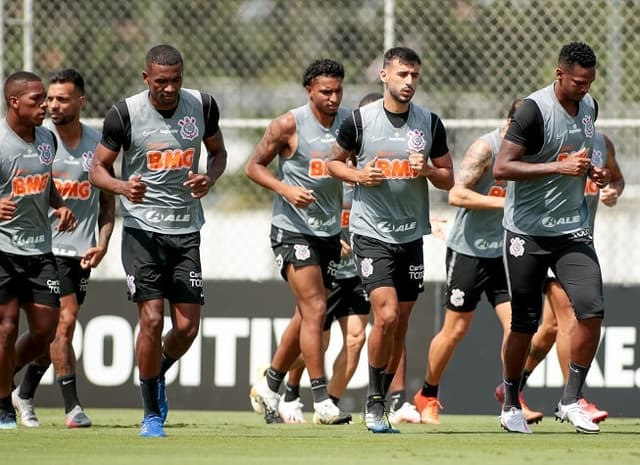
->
[0, 252, 60, 307]
[323, 276, 370, 331]
[270, 225, 341, 289]
[55, 256, 91, 305]
[444, 248, 509, 312]
[503, 229, 604, 333]
[351, 234, 425, 302]
[121, 227, 204, 304]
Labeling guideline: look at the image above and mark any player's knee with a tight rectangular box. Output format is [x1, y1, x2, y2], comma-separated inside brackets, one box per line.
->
[177, 320, 200, 343]
[511, 315, 539, 334]
[0, 319, 18, 341]
[373, 310, 399, 332]
[346, 331, 366, 353]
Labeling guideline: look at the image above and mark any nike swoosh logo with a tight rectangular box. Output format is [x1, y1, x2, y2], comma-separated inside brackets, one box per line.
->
[142, 129, 159, 137]
[372, 136, 386, 142]
[61, 379, 73, 385]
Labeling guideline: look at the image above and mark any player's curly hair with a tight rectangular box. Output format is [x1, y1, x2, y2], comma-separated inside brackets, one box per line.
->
[302, 59, 344, 87]
[558, 42, 596, 69]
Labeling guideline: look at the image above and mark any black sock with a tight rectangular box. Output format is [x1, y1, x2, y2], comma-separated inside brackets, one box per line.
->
[329, 395, 340, 406]
[19, 364, 47, 399]
[57, 374, 80, 414]
[382, 372, 395, 396]
[265, 367, 285, 393]
[519, 369, 532, 391]
[160, 352, 177, 377]
[420, 382, 439, 398]
[139, 377, 160, 417]
[0, 395, 12, 413]
[561, 362, 590, 405]
[310, 377, 329, 403]
[367, 365, 386, 398]
[389, 390, 405, 410]
[502, 378, 521, 410]
[283, 383, 300, 402]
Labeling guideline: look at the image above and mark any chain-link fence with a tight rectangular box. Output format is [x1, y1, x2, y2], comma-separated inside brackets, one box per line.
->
[1, 0, 638, 283]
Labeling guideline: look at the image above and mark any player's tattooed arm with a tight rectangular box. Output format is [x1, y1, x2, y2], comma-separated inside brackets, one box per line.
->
[457, 140, 492, 189]
[449, 139, 504, 210]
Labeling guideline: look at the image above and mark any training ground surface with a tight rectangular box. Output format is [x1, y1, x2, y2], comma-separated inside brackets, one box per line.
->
[1, 409, 639, 465]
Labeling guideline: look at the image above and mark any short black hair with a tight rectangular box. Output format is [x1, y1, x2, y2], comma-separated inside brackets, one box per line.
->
[49, 68, 85, 95]
[4, 71, 42, 103]
[507, 97, 523, 120]
[146, 44, 183, 68]
[558, 42, 596, 69]
[358, 92, 383, 107]
[383, 47, 421, 67]
[302, 59, 344, 87]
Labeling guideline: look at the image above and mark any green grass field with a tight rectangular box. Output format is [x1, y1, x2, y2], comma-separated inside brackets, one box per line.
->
[1, 409, 639, 465]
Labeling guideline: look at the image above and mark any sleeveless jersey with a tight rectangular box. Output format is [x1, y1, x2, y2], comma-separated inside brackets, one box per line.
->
[120, 88, 206, 234]
[49, 123, 101, 257]
[271, 103, 349, 237]
[503, 83, 596, 236]
[447, 128, 506, 258]
[0, 120, 56, 255]
[334, 183, 357, 280]
[584, 132, 607, 232]
[350, 100, 434, 243]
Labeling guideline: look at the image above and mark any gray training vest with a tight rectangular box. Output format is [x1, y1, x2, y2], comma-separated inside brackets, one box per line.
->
[447, 128, 506, 258]
[0, 120, 56, 255]
[585, 131, 607, 232]
[271, 103, 349, 237]
[503, 83, 596, 236]
[120, 89, 206, 234]
[350, 99, 434, 244]
[49, 123, 101, 257]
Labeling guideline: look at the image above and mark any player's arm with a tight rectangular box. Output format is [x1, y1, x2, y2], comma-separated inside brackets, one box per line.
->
[449, 138, 504, 210]
[599, 134, 625, 207]
[81, 189, 116, 269]
[409, 116, 454, 190]
[328, 112, 384, 186]
[494, 99, 590, 180]
[96, 189, 116, 256]
[89, 105, 146, 203]
[185, 94, 227, 198]
[200, 131, 227, 188]
[327, 143, 359, 183]
[425, 152, 454, 190]
[184, 133, 226, 199]
[245, 113, 315, 208]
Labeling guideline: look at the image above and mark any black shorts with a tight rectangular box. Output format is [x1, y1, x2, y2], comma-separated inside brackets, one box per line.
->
[503, 230, 604, 333]
[55, 256, 91, 305]
[444, 248, 509, 312]
[0, 252, 60, 307]
[351, 234, 425, 302]
[270, 226, 341, 289]
[324, 276, 370, 331]
[121, 227, 204, 304]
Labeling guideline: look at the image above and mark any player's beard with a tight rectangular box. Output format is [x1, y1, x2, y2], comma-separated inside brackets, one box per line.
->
[388, 86, 414, 104]
[51, 113, 76, 126]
